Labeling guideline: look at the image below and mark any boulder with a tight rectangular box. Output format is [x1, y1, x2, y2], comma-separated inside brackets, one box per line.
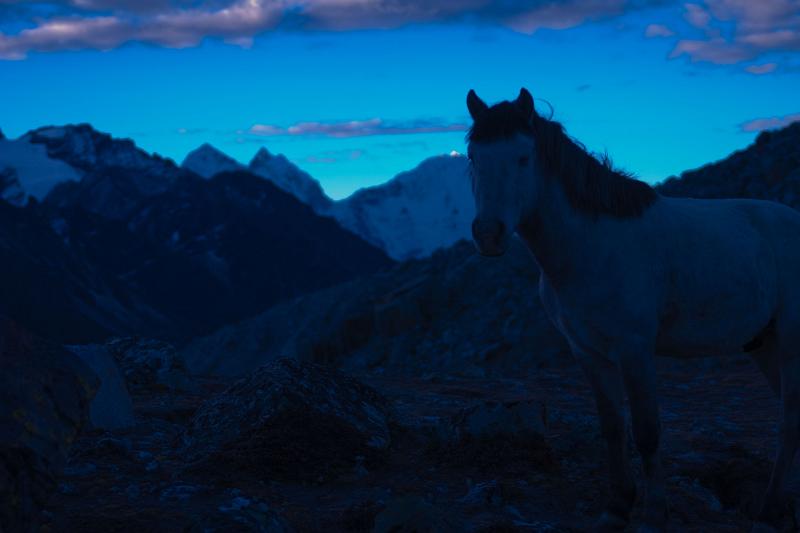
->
[182, 358, 394, 483]
[106, 337, 195, 392]
[66, 344, 135, 430]
[0, 318, 98, 532]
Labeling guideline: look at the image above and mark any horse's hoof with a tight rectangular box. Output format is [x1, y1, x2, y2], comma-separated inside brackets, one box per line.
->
[750, 521, 780, 533]
[591, 511, 628, 532]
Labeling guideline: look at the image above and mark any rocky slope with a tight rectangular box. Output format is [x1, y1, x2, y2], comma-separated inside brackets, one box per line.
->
[183, 239, 565, 378]
[657, 122, 800, 204]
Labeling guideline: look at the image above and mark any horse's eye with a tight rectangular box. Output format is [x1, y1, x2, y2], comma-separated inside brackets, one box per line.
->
[518, 156, 530, 167]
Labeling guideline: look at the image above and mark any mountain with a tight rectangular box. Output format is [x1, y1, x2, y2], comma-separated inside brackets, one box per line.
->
[180, 142, 473, 261]
[331, 154, 471, 261]
[35, 125, 183, 220]
[657, 122, 800, 205]
[247, 147, 333, 213]
[182, 143, 243, 178]
[185, 123, 800, 378]
[0, 124, 392, 343]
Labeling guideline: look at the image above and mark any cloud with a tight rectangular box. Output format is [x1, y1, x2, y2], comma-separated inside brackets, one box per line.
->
[745, 62, 777, 74]
[248, 118, 468, 138]
[0, 0, 665, 59]
[683, 3, 711, 29]
[740, 112, 800, 132]
[644, 23, 674, 37]
[670, 0, 800, 65]
[0, 0, 285, 58]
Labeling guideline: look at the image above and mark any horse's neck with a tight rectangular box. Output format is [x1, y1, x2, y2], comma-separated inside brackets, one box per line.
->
[517, 177, 591, 285]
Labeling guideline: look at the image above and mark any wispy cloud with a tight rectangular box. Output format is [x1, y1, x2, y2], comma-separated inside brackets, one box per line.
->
[0, 0, 664, 59]
[644, 23, 674, 37]
[745, 62, 777, 74]
[248, 118, 468, 138]
[740, 112, 800, 132]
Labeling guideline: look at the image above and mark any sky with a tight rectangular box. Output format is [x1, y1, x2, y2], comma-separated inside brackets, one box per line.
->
[1, 1, 799, 200]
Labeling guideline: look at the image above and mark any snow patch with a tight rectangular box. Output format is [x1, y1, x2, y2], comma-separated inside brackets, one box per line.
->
[0, 137, 81, 199]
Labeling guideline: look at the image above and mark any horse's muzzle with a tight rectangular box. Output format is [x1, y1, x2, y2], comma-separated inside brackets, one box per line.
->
[472, 218, 508, 257]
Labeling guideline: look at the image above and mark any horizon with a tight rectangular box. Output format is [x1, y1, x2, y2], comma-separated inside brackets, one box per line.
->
[2, 1, 799, 199]
[0, 117, 781, 202]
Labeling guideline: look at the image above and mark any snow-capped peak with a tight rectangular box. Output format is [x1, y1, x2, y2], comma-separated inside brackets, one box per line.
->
[331, 154, 471, 260]
[182, 143, 243, 178]
[248, 147, 332, 213]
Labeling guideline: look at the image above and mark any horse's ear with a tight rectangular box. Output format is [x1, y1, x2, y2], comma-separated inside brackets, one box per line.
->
[467, 90, 488, 121]
[515, 88, 535, 119]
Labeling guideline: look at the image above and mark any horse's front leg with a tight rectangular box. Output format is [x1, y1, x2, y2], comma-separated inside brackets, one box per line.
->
[618, 342, 668, 532]
[573, 346, 637, 532]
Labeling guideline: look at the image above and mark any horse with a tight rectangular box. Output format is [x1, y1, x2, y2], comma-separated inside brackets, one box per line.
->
[465, 88, 800, 532]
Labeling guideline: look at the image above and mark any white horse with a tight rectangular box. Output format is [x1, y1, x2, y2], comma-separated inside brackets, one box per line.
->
[466, 88, 800, 532]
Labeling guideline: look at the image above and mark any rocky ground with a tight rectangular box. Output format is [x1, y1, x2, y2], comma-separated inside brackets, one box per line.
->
[41, 340, 800, 532]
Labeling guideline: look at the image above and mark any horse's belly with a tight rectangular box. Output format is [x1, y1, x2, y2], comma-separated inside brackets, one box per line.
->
[655, 288, 774, 357]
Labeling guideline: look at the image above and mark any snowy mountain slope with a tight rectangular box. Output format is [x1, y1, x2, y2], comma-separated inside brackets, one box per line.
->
[182, 143, 243, 178]
[331, 154, 472, 260]
[248, 147, 333, 213]
[0, 132, 81, 201]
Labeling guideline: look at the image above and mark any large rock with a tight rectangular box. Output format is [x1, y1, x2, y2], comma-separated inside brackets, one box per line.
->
[182, 359, 394, 483]
[105, 337, 195, 393]
[0, 318, 98, 532]
[66, 344, 135, 430]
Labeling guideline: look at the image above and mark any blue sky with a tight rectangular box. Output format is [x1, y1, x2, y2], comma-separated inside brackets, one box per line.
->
[1, 1, 799, 199]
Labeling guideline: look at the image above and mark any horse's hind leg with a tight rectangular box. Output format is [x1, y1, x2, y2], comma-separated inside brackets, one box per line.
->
[754, 329, 800, 530]
[619, 342, 668, 532]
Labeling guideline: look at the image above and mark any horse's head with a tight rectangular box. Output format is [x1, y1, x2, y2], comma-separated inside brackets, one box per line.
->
[466, 88, 538, 257]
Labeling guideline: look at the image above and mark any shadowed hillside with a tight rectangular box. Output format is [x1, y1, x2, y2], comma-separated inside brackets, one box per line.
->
[0, 126, 392, 343]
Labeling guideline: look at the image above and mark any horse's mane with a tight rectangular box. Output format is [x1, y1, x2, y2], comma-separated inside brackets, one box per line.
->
[467, 102, 658, 218]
